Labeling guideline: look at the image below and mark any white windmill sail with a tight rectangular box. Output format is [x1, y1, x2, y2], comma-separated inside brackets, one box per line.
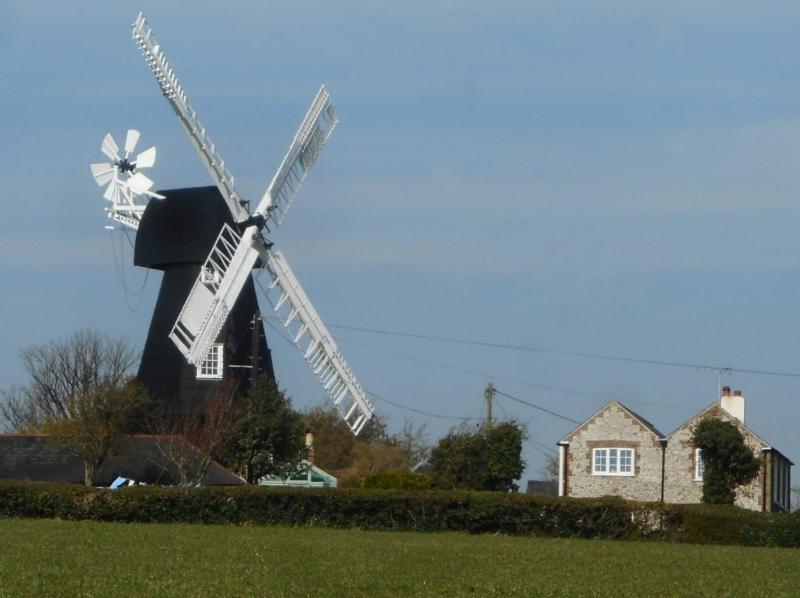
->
[259, 248, 374, 435]
[257, 85, 338, 226]
[131, 12, 250, 223]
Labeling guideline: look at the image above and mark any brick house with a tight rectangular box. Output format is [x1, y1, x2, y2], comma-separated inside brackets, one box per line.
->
[557, 387, 792, 512]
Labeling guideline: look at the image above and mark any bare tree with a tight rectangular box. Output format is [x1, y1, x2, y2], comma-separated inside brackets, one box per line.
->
[43, 380, 149, 485]
[392, 418, 431, 469]
[1, 329, 139, 430]
[152, 380, 240, 486]
[0, 329, 147, 485]
[539, 454, 559, 482]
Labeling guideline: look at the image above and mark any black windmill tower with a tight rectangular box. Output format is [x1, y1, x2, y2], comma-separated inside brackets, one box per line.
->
[133, 186, 273, 415]
[90, 12, 375, 435]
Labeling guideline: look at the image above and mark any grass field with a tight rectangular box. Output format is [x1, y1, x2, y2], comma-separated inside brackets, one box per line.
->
[0, 519, 799, 596]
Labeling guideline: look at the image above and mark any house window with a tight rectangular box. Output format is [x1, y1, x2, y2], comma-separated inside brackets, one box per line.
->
[197, 343, 224, 379]
[592, 448, 635, 476]
[694, 448, 704, 481]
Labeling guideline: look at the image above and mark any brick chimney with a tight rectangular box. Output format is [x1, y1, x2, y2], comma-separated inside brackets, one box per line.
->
[720, 386, 745, 424]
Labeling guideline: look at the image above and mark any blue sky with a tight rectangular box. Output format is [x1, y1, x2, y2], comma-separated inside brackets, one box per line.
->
[2, 2, 800, 483]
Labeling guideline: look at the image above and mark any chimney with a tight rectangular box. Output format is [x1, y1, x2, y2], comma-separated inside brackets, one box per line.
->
[720, 387, 745, 424]
[305, 428, 315, 465]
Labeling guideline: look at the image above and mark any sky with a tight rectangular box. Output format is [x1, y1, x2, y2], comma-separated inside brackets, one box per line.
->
[2, 1, 800, 486]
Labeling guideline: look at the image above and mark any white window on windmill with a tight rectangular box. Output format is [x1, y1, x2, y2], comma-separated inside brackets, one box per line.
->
[197, 343, 224, 379]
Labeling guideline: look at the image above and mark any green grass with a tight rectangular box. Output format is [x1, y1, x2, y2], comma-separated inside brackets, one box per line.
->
[1, 519, 799, 596]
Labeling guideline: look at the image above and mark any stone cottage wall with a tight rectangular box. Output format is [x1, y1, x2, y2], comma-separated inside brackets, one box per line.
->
[663, 405, 764, 511]
[565, 402, 663, 502]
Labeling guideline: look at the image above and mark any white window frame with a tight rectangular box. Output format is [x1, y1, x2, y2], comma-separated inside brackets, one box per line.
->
[196, 343, 224, 380]
[694, 448, 704, 481]
[592, 448, 635, 476]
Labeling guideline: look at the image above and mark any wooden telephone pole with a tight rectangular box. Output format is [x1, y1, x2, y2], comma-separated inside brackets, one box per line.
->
[249, 310, 261, 390]
[484, 382, 495, 428]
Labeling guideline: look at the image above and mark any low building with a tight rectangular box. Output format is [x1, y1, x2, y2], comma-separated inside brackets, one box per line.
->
[259, 460, 337, 488]
[0, 434, 245, 486]
[557, 387, 792, 512]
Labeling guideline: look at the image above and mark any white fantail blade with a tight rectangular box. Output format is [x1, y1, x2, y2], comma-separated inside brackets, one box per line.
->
[134, 146, 156, 169]
[144, 189, 166, 200]
[124, 129, 141, 157]
[90, 163, 115, 187]
[101, 133, 120, 161]
[103, 177, 122, 202]
[127, 171, 154, 194]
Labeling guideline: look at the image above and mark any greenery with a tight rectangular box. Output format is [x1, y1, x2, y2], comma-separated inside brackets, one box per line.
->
[361, 469, 432, 490]
[0, 330, 148, 486]
[223, 376, 304, 483]
[3, 518, 800, 596]
[430, 421, 525, 491]
[3, 481, 800, 548]
[692, 418, 760, 504]
[302, 408, 406, 486]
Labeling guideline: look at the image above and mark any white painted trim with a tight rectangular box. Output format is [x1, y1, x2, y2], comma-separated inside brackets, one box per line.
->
[558, 444, 566, 497]
[694, 448, 704, 481]
[591, 447, 635, 477]
[196, 343, 224, 379]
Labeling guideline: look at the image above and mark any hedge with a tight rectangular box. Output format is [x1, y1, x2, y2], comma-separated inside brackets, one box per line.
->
[1, 481, 799, 547]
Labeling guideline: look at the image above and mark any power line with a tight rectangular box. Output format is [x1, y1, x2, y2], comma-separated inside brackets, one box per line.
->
[365, 390, 474, 422]
[332, 334, 693, 412]
[262, 316, 475, 422]
[494, 388, 581, 425]
[318, 321, 800, 380]
[528, 437, 557, 456]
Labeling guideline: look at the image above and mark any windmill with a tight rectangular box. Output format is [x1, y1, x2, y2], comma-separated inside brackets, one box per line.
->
[90, 12, 374, 435]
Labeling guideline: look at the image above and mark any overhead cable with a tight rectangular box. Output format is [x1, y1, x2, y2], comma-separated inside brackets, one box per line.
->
[494, 389, 581, 425]
[330, 333, 693, 412]
[262, 316, 474, 422]
[321, 322, 800, 379]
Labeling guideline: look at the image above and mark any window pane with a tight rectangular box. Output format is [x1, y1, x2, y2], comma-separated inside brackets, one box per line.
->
[197, 344, 223, 379]
[696, 449, 704, 480]
[608, 448, 617, 473]
[619, 449, 632, 473]
[594, 449, 606, 473]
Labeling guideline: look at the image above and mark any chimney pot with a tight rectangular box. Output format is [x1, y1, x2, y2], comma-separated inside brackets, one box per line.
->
[722, 386, 731, 397]
[733, 389, 742, 397]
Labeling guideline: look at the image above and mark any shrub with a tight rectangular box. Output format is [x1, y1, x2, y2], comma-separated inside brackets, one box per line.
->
[1, 481, 799, 548]
[361, 470, 431, 490]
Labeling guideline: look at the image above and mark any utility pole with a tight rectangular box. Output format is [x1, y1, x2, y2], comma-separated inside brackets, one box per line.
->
[484, 382, 495, 429]
[249, 310, 261, 391]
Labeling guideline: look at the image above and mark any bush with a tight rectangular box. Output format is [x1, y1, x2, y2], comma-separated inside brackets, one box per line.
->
[1, 481, 799, 547]
[362, 470, 431, 490]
